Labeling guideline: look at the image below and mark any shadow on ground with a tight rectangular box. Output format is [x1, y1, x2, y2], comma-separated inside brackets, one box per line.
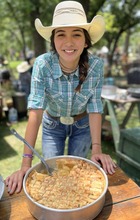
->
[0, 121, 17, 160]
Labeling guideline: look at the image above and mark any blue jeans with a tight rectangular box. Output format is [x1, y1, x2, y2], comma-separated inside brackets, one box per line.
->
[42, 112, 91, 159]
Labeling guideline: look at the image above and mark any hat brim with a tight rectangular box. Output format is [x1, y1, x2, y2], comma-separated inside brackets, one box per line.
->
[35, 15, 105, 44]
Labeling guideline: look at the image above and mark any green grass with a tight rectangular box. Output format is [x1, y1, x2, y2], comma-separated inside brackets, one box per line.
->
[0, 118, 42, 179]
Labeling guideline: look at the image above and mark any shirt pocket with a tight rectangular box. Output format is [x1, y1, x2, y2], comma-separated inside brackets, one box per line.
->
[45, 89, 64, 108]
[73, 89, 95, 111]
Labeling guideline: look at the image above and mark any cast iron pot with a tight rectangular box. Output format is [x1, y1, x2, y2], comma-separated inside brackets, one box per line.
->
[23, 156, 108, 220]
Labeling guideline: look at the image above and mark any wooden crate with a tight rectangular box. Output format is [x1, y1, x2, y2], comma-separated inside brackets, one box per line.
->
[118, 158, 140, 186]
[118, 127, 140, 163]
[117, 127, 140, 186]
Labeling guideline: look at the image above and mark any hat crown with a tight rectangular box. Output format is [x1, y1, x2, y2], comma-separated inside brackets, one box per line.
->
[35, 1, 105, 44]
[17, 61, 31, 73]
[52, 1, 87, 26]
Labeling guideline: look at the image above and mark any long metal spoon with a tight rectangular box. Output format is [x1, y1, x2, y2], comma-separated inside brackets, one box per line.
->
[10, 129, 54, 175]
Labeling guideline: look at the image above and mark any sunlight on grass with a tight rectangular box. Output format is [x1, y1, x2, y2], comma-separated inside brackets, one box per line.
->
[0, 119, 42, 179]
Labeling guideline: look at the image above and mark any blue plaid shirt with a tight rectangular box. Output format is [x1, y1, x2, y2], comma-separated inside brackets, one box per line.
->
[28, 51, 104, 116]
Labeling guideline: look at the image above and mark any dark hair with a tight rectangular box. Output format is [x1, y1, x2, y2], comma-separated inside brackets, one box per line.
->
[50, 29, 92, 92]
[1, 69, 11, 80]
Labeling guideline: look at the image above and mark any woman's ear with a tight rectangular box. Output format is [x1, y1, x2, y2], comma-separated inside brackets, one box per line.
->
[84, 43, 88, 48]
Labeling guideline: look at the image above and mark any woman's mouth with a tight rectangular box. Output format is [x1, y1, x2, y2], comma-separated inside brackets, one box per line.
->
[63, 49, 76, 54]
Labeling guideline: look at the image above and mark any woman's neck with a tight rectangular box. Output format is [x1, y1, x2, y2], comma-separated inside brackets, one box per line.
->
[59, 58, 79, 74]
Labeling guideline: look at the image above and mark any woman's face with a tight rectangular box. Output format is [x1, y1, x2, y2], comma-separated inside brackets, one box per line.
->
[54, 27, 87, 65]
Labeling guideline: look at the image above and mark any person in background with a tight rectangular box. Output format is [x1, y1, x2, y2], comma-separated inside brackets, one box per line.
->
[0, 69, 14, 118]
[6, 0, 116, 195]
[17, 61, 31, 98]
[0, 55, 8, 67]
[0, 69, 11, 85]
[26, 53, 35, 75]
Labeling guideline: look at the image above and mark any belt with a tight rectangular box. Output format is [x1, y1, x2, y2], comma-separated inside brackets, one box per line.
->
[46, 111, 87, 125]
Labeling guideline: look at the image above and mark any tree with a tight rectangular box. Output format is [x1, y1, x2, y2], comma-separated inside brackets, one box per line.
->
[0, 0, 33, 59]
[102, 0, 140, 75]
[0, 0, 60, 59]
[28, 0, 60, 56]
[0, 0, 140, 66]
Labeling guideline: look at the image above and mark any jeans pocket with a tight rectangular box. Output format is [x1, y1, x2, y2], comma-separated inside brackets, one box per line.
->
[43, 113, 57, 129]
[74, 115, 89, 129]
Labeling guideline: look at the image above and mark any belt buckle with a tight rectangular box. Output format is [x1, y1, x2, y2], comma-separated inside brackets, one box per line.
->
[60, 116, 74, 125]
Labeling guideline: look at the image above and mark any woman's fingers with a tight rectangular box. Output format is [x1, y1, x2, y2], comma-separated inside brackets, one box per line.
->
[91, 153, 117, 175]
[5, 168, 29, 195]
[5, 171, 22, 195]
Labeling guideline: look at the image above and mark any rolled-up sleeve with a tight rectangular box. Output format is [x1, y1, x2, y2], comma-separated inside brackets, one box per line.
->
[27, 58, 47, 109]
[87, 57, 104, 114]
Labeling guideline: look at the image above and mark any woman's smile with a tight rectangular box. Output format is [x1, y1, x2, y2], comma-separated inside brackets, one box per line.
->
[63, 49, 75, 53]
[62, 49, 77, 55]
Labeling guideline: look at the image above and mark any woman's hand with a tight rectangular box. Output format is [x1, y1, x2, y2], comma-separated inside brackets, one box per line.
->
[5, 166, 30, 195]
[91, 153, 117, 175]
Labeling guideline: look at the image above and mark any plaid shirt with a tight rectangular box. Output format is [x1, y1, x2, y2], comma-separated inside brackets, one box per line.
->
[28, 51, 104, 116]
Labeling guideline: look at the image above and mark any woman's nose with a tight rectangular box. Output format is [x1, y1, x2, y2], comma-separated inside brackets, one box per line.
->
[64, 36, 73, 45]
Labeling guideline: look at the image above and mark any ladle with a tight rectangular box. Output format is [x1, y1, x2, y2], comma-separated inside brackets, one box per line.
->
[0, 175, 5, 200]
[10, 129, 54, 175]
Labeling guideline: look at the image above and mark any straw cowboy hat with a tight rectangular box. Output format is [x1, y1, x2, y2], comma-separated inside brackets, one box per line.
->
[17, 61, 31, 73]
[35, 1, 105, 44]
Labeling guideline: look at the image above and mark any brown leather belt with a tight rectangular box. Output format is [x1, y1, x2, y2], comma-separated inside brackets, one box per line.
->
[46, 111, 87, 124]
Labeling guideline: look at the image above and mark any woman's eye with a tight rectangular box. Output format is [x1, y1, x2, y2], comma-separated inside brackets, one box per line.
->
[56, 34, 65, 37]
[73, 33, 82, 37]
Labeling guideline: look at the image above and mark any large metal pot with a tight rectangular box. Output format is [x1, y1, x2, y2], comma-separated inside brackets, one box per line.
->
[12, 92, 27, 118]
[23, 156, 108, 220]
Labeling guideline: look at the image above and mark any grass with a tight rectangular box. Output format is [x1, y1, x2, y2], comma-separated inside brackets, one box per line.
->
[0, 118, 42, 179]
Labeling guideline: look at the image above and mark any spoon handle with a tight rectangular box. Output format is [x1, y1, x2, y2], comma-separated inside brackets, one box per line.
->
[10, 129, 52, 175]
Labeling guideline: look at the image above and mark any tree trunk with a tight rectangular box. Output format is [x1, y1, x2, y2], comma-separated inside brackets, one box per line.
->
[79, 0, 90, 15]
[29, 0, 46, 57]
[33, 31, 46, 57]
[123, 30, 130, 56]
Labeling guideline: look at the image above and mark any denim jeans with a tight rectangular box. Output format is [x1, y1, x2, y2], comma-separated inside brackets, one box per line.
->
[42, 112, 91, 159]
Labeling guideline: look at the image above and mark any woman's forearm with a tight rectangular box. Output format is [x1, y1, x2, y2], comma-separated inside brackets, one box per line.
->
[89, 113, 102, 155]
[21, 109, 43, 168]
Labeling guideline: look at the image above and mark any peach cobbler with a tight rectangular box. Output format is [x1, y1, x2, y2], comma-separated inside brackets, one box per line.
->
[26, 159, 105, 209]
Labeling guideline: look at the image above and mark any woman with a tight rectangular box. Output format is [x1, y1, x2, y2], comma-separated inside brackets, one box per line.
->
[6, 1, 116, 195]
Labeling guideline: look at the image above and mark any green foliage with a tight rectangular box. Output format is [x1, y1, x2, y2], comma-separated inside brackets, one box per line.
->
[103, 0, 140, 48]
[9, 61, 22, 79]
[0, 0, 140, 66]
[88, 0, 106, 20]
[1, 0, 62, 58]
